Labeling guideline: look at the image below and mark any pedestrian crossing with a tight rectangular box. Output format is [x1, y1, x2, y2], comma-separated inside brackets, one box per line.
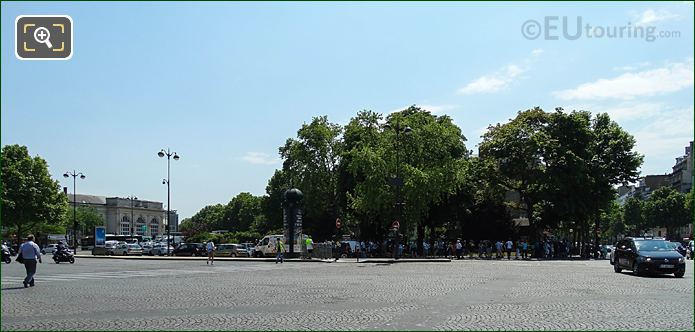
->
[1, 264, 284, 285]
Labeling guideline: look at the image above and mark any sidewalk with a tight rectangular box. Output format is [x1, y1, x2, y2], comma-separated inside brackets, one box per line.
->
[74, 255, 451, 263]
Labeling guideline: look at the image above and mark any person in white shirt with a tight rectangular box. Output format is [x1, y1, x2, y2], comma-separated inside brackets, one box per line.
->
[19, 234, 42, 287]
[206, 241, 215, 265]
[505, 239, 513, 260]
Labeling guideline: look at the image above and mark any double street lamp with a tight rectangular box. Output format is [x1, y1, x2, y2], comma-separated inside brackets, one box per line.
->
[158, 148, 179, 256]
[383, 119, 411, 259]
[63, 170, 86, 253]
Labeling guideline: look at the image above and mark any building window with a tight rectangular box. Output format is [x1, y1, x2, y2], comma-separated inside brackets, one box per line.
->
[136, 217, 146, 236]
[150, 218, 159, 236]
[121, 216, 130, 235]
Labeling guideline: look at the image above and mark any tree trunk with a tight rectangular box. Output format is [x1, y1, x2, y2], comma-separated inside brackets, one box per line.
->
[417, 221, 424, 256]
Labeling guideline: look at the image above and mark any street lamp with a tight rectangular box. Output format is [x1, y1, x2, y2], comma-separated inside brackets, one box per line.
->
[63, 170, 86, 253]
[383, 119, 411, 259]
[126, 195, 137, 238]
[158, 148, 179, 255]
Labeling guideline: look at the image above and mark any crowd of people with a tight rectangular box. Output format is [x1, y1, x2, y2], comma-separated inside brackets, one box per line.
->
[328, 238, 611, 260]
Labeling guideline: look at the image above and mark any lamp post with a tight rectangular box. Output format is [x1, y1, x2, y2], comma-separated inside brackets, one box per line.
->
[383, 118, 411, 259]
[63, 170, 86, 253]
[126, 195, 137, 237]
[158, 148, 179, 256]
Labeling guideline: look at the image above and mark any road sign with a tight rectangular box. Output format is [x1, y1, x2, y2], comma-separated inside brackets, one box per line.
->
[392, 220, 400, 229]
[336, 218, 342, 229]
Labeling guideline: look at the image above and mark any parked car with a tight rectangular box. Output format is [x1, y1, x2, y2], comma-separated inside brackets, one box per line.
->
[140, 242, 153, 253]
[41, 244, 59, 255]
[688, 240, 694, 260]
[172, 243, 206, 256]
[149, 243, 174, 256]
[241, 242, 256, 257]
[112, 243, 144, 256]
[104, 242, 118, 255]
[612, 237, 685, 277]
[217, 244, 249, 257]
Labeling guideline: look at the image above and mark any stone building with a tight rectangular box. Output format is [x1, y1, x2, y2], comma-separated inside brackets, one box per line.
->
[67, 194, 166, 237]
[669, 141, 693, 194]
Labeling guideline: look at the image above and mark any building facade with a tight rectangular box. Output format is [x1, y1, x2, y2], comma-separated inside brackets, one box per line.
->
[68, 194, 166, 237]
[669, 141, 693, 194]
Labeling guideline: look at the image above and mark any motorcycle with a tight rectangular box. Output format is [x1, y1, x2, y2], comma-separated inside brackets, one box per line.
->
[53, 250, 75, 264]
[1, 248, 11, 264]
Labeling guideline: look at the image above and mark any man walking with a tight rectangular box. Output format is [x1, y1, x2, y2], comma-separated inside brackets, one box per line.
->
[305, 236, 314, 259]
[275, 239, 285, 264]
[19, 234, 42, 288]
[505, 239, 513, 260]
[455, 240, 463, 260]
[206, 241, 216, 265]
[495, 240, 503, 259]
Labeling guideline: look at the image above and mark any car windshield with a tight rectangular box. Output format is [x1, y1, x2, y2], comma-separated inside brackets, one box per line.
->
[635, 240, 672, 252]
[128, 244, 140, 249]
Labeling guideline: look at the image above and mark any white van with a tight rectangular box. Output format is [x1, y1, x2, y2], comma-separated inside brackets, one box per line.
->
[254, 234, 306, 257]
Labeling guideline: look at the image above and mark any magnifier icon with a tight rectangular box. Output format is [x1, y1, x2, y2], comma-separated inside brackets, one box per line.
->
[33, 26, 52, 49]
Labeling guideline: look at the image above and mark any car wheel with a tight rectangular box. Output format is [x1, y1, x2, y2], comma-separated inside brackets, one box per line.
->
[674, 269, 685, 278]
[633, 262, 642, 276]
[231, 253, 236, 257]
[613, 262, 622, 273]
[123, 252, 128, 256]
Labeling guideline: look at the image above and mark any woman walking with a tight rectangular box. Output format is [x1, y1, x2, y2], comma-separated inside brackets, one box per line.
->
[19, 234, 42, 288]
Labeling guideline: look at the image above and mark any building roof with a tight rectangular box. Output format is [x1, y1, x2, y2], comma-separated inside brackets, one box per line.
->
[68, 194, 106, 205]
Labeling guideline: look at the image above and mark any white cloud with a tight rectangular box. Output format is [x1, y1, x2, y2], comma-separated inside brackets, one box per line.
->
[554, 59, 694, 100]
[633, 9, 680, 25]
[564, 102, 664, 122]
[612, 62, 650, 71]
[631, 106, 694, 159]
[241, 152, 280, 165]
[457, 49, 542, 95]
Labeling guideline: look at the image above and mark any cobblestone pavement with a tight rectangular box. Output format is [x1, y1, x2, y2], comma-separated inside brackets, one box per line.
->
[1, 258, 692, 330]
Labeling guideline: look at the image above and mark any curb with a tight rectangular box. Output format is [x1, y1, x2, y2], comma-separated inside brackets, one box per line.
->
[74, 255, 329, 263]
[74, 255, 450, 263]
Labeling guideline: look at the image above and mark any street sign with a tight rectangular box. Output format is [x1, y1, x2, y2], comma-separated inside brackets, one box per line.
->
[95, 226, 106, 248]
[336, 218, 342, 229]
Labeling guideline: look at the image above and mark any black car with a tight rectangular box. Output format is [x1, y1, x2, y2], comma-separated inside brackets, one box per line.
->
[172, 243, 206, 257]
[612, 237, 685, 278]
[668, 241, 688, 257]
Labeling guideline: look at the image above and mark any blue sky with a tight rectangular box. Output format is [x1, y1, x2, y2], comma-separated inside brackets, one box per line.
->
[2, 1, 693, 219]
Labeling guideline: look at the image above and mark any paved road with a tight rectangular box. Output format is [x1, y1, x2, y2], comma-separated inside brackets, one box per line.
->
[1, 258, 692, 330]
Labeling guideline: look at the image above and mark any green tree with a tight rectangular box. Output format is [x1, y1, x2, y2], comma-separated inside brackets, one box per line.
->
[343, 107, 468, 252]
[479, 108, 642, 243]
[179, 204, 225, 237]
[600, 200, 623, 243]
[479, 108, 550, 238]
[623, 197, 646, 235]
[1, 145, 68, 239]
[644, 187, 689, 240]
[260, 170, 291, 235]
[279, 116, 343, 240]
[222, 192, 263, 232]
[63, 206, 105, 236]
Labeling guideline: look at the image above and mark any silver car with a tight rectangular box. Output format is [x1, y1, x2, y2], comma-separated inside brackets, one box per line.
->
[149, 243, 174, 256]
[113, 243, 143, 256]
